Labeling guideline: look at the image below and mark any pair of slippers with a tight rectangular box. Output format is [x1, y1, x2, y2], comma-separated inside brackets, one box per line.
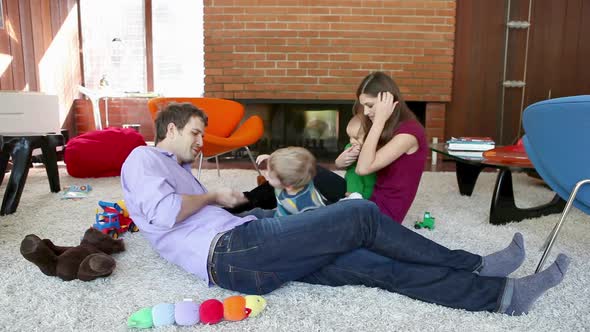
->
[20, 227, 125, 281]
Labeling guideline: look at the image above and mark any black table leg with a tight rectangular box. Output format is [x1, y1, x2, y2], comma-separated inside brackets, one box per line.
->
[0, 150, 9, 187]
[455, 161, 484, 196]
[1, 138, 34, 215]
[41, 136, 62, 193]
[489, 168, 566, 225]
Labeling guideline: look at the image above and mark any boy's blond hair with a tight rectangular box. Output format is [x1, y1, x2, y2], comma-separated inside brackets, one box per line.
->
[268, 147, 316, 189]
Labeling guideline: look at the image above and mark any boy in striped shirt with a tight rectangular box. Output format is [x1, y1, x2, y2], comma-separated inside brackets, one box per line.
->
[256, 147, 326, 216]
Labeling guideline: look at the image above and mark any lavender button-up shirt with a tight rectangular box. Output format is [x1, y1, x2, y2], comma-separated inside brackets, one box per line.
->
[121, 146, 255, 284]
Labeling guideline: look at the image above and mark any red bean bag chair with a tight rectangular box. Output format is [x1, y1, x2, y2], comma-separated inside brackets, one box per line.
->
[65, 128, 146, 178]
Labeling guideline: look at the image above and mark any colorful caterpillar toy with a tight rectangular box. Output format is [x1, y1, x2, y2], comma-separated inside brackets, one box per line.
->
[127, 295, 267, 329]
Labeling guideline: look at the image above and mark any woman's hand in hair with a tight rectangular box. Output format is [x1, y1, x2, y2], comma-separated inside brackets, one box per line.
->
[374, 92, 398, 125]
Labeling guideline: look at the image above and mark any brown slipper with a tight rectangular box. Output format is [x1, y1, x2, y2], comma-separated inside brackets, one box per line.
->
[77, 253, 116, 281]
[20, 234, 58, 277]
[81, 228, 125, 254]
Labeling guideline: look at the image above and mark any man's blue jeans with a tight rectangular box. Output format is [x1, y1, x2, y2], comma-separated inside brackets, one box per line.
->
[211, 200, 508, 312]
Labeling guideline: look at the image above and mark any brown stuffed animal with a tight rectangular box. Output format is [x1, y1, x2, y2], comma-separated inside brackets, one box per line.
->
[20, 227, 125, 281]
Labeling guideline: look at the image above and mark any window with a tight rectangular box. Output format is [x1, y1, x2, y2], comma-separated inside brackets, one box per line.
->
[79, 0, 204, 96]
[0, 0, 4, 29]
[80, 0, 147, 92]
[152, 0, 204, 96]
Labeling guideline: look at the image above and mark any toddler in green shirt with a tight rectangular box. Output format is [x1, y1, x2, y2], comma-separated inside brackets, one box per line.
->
[344, 116, 377, 199]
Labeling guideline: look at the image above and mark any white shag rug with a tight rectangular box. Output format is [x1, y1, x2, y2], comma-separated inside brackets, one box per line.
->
[0, 167, 589, 332]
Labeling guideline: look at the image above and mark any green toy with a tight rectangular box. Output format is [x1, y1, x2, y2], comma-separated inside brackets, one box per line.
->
[414, 212, 435, 230]
[128, 307, 153, 329]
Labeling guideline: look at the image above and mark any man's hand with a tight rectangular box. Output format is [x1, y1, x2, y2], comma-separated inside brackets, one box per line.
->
[213, 188, 248, 208]
[176, 189, 248, 224]
[335, 144, 361, 168]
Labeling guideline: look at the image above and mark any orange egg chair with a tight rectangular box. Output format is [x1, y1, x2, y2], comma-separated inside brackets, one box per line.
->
[147, 97, 263, 178]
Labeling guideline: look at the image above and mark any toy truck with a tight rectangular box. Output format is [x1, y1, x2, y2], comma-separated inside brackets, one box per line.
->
[414, 212, 435, 230]
[92, 200, 139, 239]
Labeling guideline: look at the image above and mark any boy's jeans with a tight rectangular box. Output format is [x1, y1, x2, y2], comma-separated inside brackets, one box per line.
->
[212, 200, 508, 312]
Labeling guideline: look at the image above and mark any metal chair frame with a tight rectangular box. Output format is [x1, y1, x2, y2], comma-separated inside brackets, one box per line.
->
[536, 178, 590, 272]
[197, 146, 261, 179]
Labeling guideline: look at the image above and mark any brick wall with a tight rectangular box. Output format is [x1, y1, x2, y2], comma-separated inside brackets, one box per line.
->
[74, 99, 155, 140]
[203, 0, 455, 142]
[74, 1, 455, 143]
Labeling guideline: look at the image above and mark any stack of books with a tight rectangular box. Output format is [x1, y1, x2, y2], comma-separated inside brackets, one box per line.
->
[446, 137, 495, 159]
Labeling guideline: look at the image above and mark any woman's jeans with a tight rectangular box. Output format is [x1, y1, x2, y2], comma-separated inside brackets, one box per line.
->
[211, 199, 509, 312]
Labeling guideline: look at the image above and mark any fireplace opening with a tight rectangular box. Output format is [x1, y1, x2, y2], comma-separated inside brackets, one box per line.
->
[224, 100, 425, 162]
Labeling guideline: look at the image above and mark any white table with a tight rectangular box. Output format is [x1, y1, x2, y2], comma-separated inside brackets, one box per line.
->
[78, 86, 159, 130]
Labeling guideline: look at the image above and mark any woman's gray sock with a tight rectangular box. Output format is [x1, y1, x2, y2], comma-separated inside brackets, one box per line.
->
[479, 233, 525, 277]
[504, 253, 570, 316]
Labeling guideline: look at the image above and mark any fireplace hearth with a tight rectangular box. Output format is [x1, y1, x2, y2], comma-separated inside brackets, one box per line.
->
[228, 100, 425, 162]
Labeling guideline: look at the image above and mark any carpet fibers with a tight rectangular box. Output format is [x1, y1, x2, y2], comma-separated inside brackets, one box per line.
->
[0, 168, 589, 331]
